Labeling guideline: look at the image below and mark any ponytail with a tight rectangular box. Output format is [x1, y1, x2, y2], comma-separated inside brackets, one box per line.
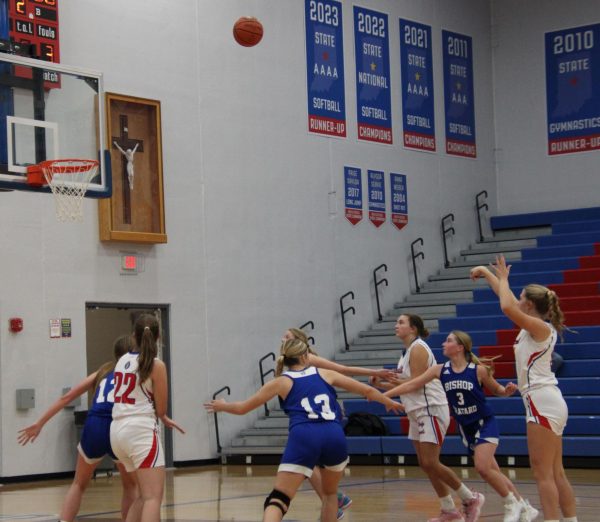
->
[524, 284, 567, 337]
[275, 339, 310, 376]
[134, 314, 160, 383]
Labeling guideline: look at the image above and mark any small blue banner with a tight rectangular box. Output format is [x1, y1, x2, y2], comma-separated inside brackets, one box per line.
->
[305, 0, 347, 137]
[354, 6, 393, 144]
[344, 166, 363, 225]
[390, 173, 408, 230]
[545, 23, 600, 155]
[442, 30, 476, 157]
[367, 170, 386, 227]
[400, 19, 435, 152]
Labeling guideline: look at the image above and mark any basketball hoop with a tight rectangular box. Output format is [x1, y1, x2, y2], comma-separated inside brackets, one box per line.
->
[39, 159, 99, 222]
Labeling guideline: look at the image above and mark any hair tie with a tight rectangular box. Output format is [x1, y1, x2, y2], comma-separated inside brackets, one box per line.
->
[144, 326, 150, 331]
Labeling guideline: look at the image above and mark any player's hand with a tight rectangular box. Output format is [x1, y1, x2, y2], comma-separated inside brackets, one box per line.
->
[469, 266, 487, 280]
[502, 382, 518, 397]
[372, 368, 397, 381]
[385, 400, 404, 414]
[203, 398, 227, 413]
[17, 423, 42, 445]
[490, 255, 511, 280]
[161, 415, 185, 434]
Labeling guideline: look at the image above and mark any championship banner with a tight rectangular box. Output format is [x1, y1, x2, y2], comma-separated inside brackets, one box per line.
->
[367, 170, 386, 227]
[442, 30, 476, 157]
[354, 6, 392, 144]
[390, 173, 408, 230]
[344, 166, 363, 225]
[545, 23, 600, 155]
[305, 0, 347, 137]
[400, 19, 435, 152]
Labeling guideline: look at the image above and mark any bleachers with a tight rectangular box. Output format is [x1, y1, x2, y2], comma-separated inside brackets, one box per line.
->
[342, 207, 600, 462]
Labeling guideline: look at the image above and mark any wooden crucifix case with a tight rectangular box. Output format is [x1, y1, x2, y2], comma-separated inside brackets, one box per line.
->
[98, 93, 167, 243]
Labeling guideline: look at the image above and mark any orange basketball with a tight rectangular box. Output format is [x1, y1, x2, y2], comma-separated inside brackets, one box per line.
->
[233, 17, 263, 47]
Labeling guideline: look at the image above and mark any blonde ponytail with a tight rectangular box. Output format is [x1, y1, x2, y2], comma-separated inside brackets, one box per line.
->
[275, 339, 310, 375]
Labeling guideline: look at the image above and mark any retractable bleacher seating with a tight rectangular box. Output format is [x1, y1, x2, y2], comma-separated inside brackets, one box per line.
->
[221, 207, 600, 467]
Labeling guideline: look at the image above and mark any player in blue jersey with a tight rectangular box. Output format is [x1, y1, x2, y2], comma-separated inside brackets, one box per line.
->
[385, 330, 539, 522]
[205, 338, 403, 522]
[283, 327, 396, 519]
[18, 335, 138, 522]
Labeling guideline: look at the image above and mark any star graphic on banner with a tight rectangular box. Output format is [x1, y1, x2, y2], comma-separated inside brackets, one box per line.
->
[323, 51, 329, 61]
[370, 62, 377, 71]
[456, 82, 462, 91]
[570, 76, 578, 86]
[415, 72, 421, 81]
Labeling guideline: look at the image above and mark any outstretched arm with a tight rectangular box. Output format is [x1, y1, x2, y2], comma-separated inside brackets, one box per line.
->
[18, 373, 97, 445]
[322, 370, 404, 414]
[113, 141, 125, 155]
[491, 255, 550, 340]
[310, 354, 396, 380]
[384, 364, 442, 397]
[470, 264, 503, 296]
[204, 378, 286, 415]
[477, 365, 517, 397]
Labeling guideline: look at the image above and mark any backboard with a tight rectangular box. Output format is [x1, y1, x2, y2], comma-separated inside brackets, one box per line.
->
[0, 52, 111, 197]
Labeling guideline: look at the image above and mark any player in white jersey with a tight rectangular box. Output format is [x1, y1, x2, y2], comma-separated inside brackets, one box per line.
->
[370, 314, 483, 522]
[110, 314, 184, 522]
[472, 255, 578, 522]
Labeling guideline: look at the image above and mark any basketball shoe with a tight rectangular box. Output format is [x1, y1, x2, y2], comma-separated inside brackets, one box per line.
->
[462, 491, 485, 522]
[338, 492, 352, 510]
[503, 498, 524, 522]
[518, 499, 540, 521]
[428, 509, 465, 521]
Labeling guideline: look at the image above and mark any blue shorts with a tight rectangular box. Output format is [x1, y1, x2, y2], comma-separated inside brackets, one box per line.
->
[78, 414, 117, 463]
[279, 422, 348, 477]
[458, 416, 500, 454]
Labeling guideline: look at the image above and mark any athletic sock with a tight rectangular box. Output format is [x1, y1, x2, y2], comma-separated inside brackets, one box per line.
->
[503, 492, 517, 505]
[455, 483, 474, 502]
[440, 494, 455, 511]
[563, 517, 578, 522]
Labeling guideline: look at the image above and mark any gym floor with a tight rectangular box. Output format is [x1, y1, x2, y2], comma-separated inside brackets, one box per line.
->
[1, 464, 597, 521]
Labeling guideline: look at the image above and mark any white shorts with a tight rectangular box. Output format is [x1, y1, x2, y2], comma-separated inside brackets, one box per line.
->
[110, 416, 164, 472]
[407, 405, 450, 445]
[523, 385, 568, 436]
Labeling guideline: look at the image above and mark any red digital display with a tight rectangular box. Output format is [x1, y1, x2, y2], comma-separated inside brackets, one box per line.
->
[8, 0, 60, 88]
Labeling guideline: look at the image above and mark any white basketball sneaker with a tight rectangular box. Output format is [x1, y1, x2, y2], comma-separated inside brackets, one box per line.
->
[503, 499, 523, 522]
[518, 499, 540, 521]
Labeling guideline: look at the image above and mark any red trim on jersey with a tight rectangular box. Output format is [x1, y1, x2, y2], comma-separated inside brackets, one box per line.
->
[431, 416, 444, 445]
[527, 395, 552, 431]
[140, 430, 159, 468]
[527, 350, 544, 367]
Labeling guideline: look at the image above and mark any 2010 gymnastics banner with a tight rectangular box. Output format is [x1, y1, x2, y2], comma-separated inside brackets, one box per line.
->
[390, 173, 408, 230]
[545, 23, 600, 155]
[442, 30, 476, 158]
[400, 19, 435, 152]
[305, 0, 347, 137]
[344, 166, 363, 225]
[354, 6, 393, 144]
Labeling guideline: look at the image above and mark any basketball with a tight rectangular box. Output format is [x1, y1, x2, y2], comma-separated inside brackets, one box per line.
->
[233, 17, 263, 47]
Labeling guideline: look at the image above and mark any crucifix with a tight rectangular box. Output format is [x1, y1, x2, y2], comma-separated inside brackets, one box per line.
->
[112, 115, 144, 224]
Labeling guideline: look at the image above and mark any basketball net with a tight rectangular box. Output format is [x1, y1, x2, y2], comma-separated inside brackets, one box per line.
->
[40, 159, 99, 222]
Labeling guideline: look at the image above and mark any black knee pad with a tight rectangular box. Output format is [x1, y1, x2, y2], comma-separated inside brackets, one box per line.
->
[264, 488, 291, 516]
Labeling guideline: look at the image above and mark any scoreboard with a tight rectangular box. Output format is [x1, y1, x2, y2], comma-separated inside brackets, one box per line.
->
[8, 0, 60, 86]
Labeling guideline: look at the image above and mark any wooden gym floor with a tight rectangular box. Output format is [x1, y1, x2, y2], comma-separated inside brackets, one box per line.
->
[0, 465, 597, 521]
